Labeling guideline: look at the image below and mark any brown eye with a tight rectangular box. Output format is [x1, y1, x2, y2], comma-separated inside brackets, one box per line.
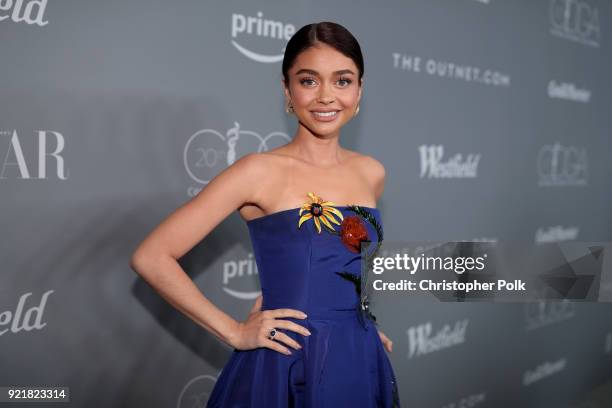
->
[299, 78, 316, 86]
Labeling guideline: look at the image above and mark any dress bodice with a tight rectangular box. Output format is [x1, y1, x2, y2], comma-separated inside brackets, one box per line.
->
[246, 203, 382, 318]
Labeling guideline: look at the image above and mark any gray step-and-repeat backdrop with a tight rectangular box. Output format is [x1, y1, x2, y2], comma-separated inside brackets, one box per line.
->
[2, 0, 611, 407]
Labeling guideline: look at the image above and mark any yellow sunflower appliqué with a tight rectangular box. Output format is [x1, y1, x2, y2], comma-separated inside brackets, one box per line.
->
[297, 192, 344, 233]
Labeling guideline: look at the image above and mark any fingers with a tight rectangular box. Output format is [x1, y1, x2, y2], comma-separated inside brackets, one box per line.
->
[257, 317, 308, 355]
[268, 330, 303, 351]
[260, 309, 311, 337]
[385, 340, 393, 353]
[254, 308, 310, 356]
[378, 330, 393, 353]
[271, 319, 311, 337]
[262, 338, 293, 355]
[265, 308, 307, 320]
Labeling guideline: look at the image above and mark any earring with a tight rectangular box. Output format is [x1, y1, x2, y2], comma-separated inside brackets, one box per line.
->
[354, 104, 360, 117]
[286, 101, 294, 114]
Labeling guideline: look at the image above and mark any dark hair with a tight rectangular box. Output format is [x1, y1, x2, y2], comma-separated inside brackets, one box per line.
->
[282, 21, 364, 87]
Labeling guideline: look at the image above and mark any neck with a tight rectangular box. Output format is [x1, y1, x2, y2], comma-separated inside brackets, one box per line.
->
[289, 123, 343, 167]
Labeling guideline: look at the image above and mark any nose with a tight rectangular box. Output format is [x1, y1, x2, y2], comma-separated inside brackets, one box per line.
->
[317, 82, 336, 104]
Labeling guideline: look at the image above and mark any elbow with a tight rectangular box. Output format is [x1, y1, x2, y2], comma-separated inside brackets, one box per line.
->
[129, 248, 172, 279]
[129, 250, 148, 276]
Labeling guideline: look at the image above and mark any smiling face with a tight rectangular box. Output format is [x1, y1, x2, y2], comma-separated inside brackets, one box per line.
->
[282, 42, 362, 137]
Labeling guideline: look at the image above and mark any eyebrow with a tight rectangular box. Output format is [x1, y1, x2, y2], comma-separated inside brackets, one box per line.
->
[294, 68, 355, 76]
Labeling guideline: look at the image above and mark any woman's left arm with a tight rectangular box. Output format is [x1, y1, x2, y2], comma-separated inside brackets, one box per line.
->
[361, 156, 392, 353]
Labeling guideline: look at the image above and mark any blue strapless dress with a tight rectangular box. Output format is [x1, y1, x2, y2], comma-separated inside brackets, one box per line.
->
[206, 203, 400, 407]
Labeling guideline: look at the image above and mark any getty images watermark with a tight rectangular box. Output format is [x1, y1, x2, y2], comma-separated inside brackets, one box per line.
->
[359, 241, 610, 302]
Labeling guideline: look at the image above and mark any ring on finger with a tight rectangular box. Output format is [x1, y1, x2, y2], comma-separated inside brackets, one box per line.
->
[268, 328, 277, 340]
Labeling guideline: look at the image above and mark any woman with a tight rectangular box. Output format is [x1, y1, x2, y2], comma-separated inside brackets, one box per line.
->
[130, 21, 400, 407]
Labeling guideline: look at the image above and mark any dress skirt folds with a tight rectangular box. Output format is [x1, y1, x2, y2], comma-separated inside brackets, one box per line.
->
[206, 201, 400, 407]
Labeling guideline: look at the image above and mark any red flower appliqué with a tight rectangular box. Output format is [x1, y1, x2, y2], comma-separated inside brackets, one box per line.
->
[340, 215, 369, 253]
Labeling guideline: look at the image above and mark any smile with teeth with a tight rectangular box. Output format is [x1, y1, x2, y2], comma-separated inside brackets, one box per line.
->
[312, 110, 339, 117]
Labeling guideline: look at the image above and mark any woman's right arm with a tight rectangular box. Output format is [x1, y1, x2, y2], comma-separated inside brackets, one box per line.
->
[128, 153, 308, 353]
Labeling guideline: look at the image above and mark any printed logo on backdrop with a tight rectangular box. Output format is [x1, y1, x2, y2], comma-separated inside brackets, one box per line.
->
[0, 130, 68, 179]
[537, 142, 588, 187]
[392, 53, 511, 87]
[524, 287, 575, 331]
[548, 80, 591, 103]
[550, 0, 601, 47]
[222, 252, 260, 300]
[177, 374, 217, 408]
[0, 0, 49, 26]
[184, 122, 290, 196]
[231, 11, 295, 63]
[441, 391, 486, 408]
[535, 225, 579, 244]
[406, 319, 469, 358]
[0, 290, 54, 336]
[522, 358, 567, 386]
[419, 145, 480, 178]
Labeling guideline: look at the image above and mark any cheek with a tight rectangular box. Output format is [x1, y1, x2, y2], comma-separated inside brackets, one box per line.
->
[338, 94, 359, 108]
[289, 85, 314, 105]
[339, 89, 360, 105]
[293, 94, 311, 107]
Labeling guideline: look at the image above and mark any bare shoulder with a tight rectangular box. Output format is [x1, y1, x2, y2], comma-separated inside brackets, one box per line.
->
[230, 150, 274, 175]
[189, 151, 282, 212]
[364, 155, 386, 178]
[232, 150, 295, 209]
[248, 149, 296, 173]
[349, 152, 385, 180]
[229, 150, 291, 179]
[346, 151, 386, 200]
